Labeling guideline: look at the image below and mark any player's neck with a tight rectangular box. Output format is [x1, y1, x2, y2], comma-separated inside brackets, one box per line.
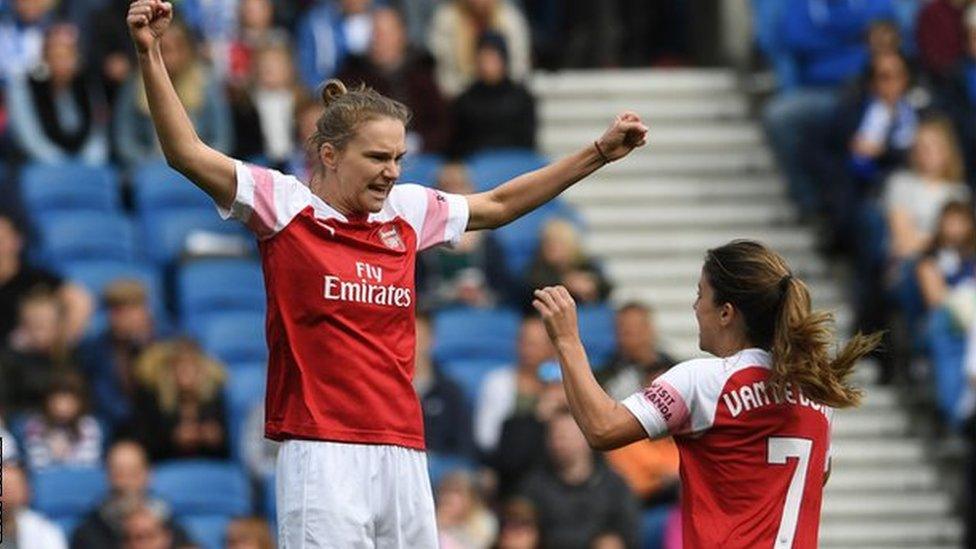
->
[309, 173, 357, 217]
[711, 335, 753, 359]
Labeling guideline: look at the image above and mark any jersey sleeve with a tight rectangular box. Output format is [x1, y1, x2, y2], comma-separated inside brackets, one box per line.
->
[386, 184, 470, 251]
[216, 161, 312, 240]
[621, 358, 721, 439]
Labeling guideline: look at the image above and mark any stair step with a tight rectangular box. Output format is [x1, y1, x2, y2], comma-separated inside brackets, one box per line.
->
[542, 149, 774, 175]
[541, 124, 763, 152]
[603, 255, 830, 283]
[565, 176, 786, 204]
[819, 519, 961, 546]
[531, 69, 738, 97]
[585, 229, 816, 255]
[540, 97, 748, 123]
[822, 493, 952, 518]
[830, 439, 925, 465]
[825, 466, 939, 492]
[579, 203, 795, 230]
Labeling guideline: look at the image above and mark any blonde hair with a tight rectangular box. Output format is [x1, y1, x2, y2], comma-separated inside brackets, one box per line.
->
[914, 115, 965, 183]
[703, 240, 882, 408]
[135, 338, 226, 413]
[540, 219, 584, 263]
[307, 79, 411, 168]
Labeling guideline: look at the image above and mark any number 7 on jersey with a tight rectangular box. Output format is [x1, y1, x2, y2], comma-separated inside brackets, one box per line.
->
[767, 437, 813, 548]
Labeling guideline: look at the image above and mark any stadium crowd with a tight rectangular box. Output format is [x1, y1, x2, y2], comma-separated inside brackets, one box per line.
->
[756, 0, 976, 544]
[0, 1, 692, 548]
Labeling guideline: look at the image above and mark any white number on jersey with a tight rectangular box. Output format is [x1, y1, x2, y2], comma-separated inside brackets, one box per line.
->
[767, 437, 813, 548]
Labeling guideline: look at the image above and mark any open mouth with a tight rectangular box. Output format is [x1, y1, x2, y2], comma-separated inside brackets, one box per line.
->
[367, 182, 391, 198]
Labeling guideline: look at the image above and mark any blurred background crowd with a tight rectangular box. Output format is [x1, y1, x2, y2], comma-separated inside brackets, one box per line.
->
[1, 0, 976, 548]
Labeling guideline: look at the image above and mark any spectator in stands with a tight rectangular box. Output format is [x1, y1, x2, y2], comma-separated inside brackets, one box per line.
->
[80, 279, 159, 434]
[285, 95, 324, 182]
[936, 6, 976, 189]
[916, 201, 976, 310]
[120, 503, 182, 549]
[72, 440, 192, 549]
[762, 0, 895, 218]
[416, 164, 517, 310]
[493, 497, 542, 549]
[337, 7, 449, 154]
[450, 32, 536, 159]
[597, 302, 676, 401]
[295, 0, 376, 91]
[114, 17, 231, 166]
[229, 40, 305, 167]
[88, 0, 138, 107]
[525, 219, 612, 306]
[21, 374, 103, 470]
[131, 338, 230, 461]
[226, 0, 289, 85]
[0, 0, 57, 83]
[517, 411, 639, 549]
[435, 470, 499, 549]
[428, 0, 531, 98]
[0, 289, 78, 414]
[917, 0, 970, 82]
[491, 372, 567, 497]
[7, 23, 108, 164]
[1, 461, 68, 549]
[885, 116, 969, 261]
[226, 517, 275, 549]
[414, 312, 476, 458]
[1, 415, 19, 463]
[474, 316, 553, 453]
[0, 210, 93, 346]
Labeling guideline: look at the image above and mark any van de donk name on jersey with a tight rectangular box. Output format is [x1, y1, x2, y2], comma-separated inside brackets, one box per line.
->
[324, 261, 412, 307]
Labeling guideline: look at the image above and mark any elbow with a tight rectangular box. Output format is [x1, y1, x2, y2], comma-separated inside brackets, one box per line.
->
[584, 424, 620, 452]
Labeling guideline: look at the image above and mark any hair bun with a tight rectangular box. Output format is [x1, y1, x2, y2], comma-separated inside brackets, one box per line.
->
[321, 79, 347, 107]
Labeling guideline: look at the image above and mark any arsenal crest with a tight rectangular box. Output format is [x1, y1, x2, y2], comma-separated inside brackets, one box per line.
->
[379, 225, 405, 251]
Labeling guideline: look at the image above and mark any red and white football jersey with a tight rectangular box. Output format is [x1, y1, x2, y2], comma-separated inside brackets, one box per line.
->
[218, 161, 469, 449]
[622, 348, 833, 549]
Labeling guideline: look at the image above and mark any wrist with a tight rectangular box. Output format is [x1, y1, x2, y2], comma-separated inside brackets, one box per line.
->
[592, 140, 611, 165]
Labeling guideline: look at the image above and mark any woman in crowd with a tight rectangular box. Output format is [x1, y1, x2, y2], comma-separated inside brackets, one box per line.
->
[525, 219, 611, 306]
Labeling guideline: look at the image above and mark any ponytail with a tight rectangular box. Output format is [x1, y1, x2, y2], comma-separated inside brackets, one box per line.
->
[770, 276, 882, 408]
[704, 240, 882, 409]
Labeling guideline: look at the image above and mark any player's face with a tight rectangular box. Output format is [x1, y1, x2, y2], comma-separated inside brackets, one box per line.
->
[332, 117, 406, 214]
[693, 270, 721, 354]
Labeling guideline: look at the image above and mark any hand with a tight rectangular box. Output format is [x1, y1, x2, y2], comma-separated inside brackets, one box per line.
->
[532, 286, 580, 344]
[127, 0, 174, 53]
[595, 111, 648, 162]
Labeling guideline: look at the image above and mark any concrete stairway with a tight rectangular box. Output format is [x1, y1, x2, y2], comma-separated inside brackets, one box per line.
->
[531, 68, 962, 548]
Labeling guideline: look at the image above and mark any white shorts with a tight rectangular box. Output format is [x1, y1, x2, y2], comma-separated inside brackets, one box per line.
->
[276, 439, 438, 549]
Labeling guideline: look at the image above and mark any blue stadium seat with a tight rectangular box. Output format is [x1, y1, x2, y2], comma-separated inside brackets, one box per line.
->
[440, 359, 509, 403]
[20, 163, 120, 215]
[578, 304, 616, 369]
[201, 311, 267, 364]
[151, 460, 252, 517]
[38, 211, 137, 265]
[399, 153, 444, 187]
[140, 209, 247, 266]
[178, 259, 265, 330]
[426, 453, 475, 492]
[223, 363, 266, 462]
[32, 466, 108, 524]
[432, 307, 520, 364]
[59, 259, 166, 336]
[133, 161, 214, 213]
[466, 149, 548, 192]
[182, 514, 230, 549]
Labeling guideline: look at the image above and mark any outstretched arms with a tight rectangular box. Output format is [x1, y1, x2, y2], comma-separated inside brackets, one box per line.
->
[465, 113, 648, 231]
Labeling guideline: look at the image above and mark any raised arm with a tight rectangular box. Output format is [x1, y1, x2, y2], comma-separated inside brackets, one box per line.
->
[126, 0, 235, 209]
[532, 286, 646, 451]
[465, 113, 648, 231]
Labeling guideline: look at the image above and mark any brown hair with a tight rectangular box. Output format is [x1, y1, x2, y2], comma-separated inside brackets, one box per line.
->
[703, 240, 882, 408]
[307, 79, 411, 168]
[226, 517, 275, 549]
[913, 115, 965, 183]
[134, 337, 226, 413]
[927, 200, 976, 256]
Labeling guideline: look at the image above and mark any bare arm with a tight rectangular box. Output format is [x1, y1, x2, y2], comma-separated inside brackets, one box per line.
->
[465, 113, 648, 231]
[887, 207, 927, 259]
[916, 257, 947, 308]
[532, 286, 646, 450]
[127, 0, 235, 208]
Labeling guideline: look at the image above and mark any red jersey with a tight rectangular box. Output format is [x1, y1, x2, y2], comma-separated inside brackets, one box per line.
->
[623, 349, 833, 549]
[219, 162, 469, 449]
